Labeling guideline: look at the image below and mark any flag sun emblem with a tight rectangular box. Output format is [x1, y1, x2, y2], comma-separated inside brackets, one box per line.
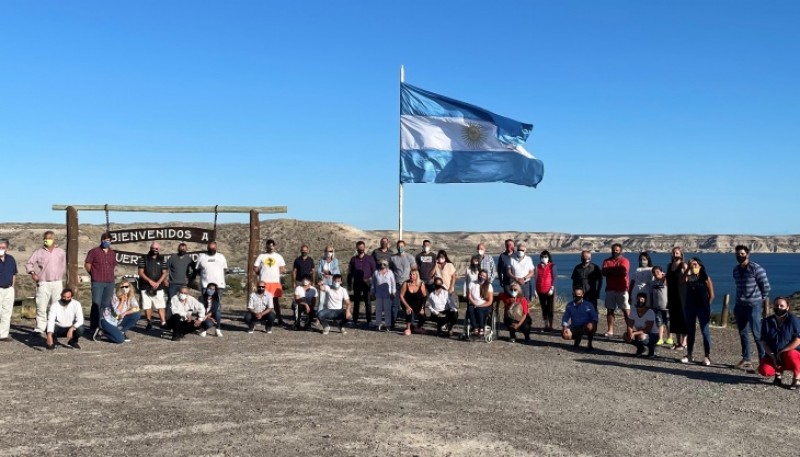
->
[462, 122, 485, 148]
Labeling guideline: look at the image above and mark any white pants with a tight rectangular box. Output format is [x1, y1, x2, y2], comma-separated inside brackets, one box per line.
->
[0, 287, 15, 339]
[35, 281, 62, 333]
[373, 297, 392, 326]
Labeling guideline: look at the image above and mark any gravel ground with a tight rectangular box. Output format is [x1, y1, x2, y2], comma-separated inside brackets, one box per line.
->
[1, 305, 798, 457]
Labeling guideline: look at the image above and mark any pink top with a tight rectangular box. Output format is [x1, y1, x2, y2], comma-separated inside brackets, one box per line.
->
[25, 246, 66, 283]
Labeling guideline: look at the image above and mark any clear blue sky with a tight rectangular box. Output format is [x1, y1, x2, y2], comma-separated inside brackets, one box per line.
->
[1, 1, 798, 234]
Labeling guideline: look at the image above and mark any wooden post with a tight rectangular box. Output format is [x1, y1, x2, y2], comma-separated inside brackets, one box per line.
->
[247, 210, 260, 295]
[720, 293, 730, 328]
[66, 206, 79, 295]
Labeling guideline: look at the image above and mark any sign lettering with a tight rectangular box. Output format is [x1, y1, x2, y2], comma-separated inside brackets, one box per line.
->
[109, 227, 215, 244]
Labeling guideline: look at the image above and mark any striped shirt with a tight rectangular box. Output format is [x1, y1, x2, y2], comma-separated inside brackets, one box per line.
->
[480, 255, 496, 282]
[732, 261, 770, 305]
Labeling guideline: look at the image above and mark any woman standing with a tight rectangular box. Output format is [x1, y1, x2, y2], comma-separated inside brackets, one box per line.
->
[467, 269, 494, 337]
[317, 245, 341, 287]
[681, 257, 715, 366]
[432, 250, 457, 304]
[535, 250, 557, 332]
[371, 260, 396, 331]
[463, 255, 481, 298]
[666, 247, 689, 350]
[399, 268, 428, 336]
[629, 252, 654, 306]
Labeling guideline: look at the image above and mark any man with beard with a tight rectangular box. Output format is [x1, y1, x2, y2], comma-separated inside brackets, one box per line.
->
[601, 243, 630, 338]
[292, 244, 315, 289]
[137, 242, 168, 333]
[733, 245, 771, 370]
[254, 239, 286, 325]
[165, 242, 195, 303]
[347, 241, 376, 326]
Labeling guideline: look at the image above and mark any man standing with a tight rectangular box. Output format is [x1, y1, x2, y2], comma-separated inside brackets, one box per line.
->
[138, 242, 168, 332]
[476, 243, 496, 283]
[0, 239, 17, 341]
[372, 237, 393, 270]
[254, 239, 286, 325]
[25, 231, 66, 337]
[389, 240, 416, 330]
[165, 242, 194, 303]
[601, 243, 630, 338]
[733, 245, 771, 369]
[496, 239, 516, 293]
[347, 241, 376, 327]
[415, 239, 436, 292]
[292, 245, 315, 289]
[84, 233, 116, 335]
[45, 288, 84, 350]
[571, 251, 603, 310]
[508, 241, 534, 300]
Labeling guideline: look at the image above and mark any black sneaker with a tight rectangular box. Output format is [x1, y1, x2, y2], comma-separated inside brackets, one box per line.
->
[773, 376, 783, 386]
[46, 343, 55, 351]
[790, 378, 799, 390]
[635, 346, 645, 357]
[68, 340, 81, 350]
[145, 321, 153, 331]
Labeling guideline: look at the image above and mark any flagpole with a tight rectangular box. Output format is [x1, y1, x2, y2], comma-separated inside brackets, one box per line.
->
[398, 64, 405, 241]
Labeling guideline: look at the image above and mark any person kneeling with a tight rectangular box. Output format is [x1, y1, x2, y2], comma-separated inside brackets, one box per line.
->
[561, 286, 598, 350]
[317, 275, 352, 335]
[166, 287, 207, 341]
[245, 281, 276, 334]
[499, 282, 532, 343]
[426, 277, 458, 337]
[624, 292, 659, 357]
[758, 297, 800, 389]
[46, 288, 84, 350]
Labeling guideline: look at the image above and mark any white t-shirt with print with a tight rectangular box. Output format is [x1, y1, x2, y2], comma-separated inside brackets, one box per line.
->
[195, 253, 228, 289]
[254, 253, 286, 283]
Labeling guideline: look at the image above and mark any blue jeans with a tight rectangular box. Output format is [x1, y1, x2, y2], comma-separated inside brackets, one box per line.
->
[100, 313, 141, 344]
[468, 304, 493, 330]
[685, 305, 711, 357]
[90, 282, 115, 331]
[318, 308, 347, 328]
[734, 303, 765, 361]
[167, 283, 185, 303]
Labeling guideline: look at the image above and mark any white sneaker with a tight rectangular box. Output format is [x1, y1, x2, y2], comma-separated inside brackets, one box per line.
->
[377, 323, 384, 332]
[680, 356, 691, 364]
[702, 357, 711, 366]
[323, 325, 331, 335]
[247, 329, 255, 334]
[215, 329, 223, 337]
[340, 326, 347, 334]
[199, 331, 207, 337]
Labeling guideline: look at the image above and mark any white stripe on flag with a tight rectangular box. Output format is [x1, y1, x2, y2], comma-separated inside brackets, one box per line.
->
[400, 115, 521, 153]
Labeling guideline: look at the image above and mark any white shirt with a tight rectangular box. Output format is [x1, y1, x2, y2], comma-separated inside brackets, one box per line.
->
[468, 283, 494, 307]
[293, 286, 318, 303]
[195, 253, 228, 289]
[509, 256, 533, 281]
[320, 285, 349, 310]
[47, 300, 84, 333]
[170, 295, 205, 319]
[248, 291, 274, 313]
[426, 289, 457, 313]
[254, 253, 286, 283]
[631, 267, 653, 295]
[630, 308, 656, 332]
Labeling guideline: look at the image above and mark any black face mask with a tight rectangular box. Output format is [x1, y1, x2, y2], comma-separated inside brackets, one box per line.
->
[149, 250, 158, 257]
[636, 301, 647, 308]
[435, 284, 444, 290]
[612, 251, 621, 258]
[356, 249, 365, 254]
[178, 250, 187, 256]
[60, 299, 71, 306]
[208, 249, 217, 255]
[774, 308, 788, 317]
[256, 287, 265, 294]
[301, 252, 308, 257]
[573, 296, 583, 302]
[737, 255, 747, 264]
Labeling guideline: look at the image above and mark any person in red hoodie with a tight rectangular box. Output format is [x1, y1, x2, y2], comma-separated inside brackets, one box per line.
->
[601, 243, 631, 338]
[535, 250, 558, 332]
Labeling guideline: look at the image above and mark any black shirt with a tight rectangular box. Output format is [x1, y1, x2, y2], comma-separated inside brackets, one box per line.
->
[138, 254, 167, 291]
[293, 256, 315, 282]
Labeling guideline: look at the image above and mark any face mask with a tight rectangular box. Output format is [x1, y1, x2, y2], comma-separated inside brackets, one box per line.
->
[380, 263, 387, 270]
[178, 249, 187, 256]
[541, 257, 549, 264]
[326, 252, 333, 258]
[582, 258, 590, 264]
[511, 290, 519, 297]
[397, 247, 405, 254]
[612, 251, 620, 258]
[208, 249, 217, 255]
[640, 259, 649, 267]
[256, 288, 265, 294]
[266, 246, 274, 252]
[121, 286, 130, 291]
[471, 263, 479, 269]
[574, 296, 583, 303]
[736, 255, 747, 264]
[149, 249, 158, 257]
[0, 249, 5, 256]
[207, 288, 216, 295]
[691, 266, 700, 275]
[478, 249, 485, 256]
[437, 257, 445, 264]
[423, 246, 430, 253]
[478, 278, 486, 284]
[774, 308, 788, 317]
[302, 280, 310, 287]
[332, 282, 341, 289]
[44, 239, 54, 248]
[61, 299, 71, 306]
[435, 284, 444, 290]
[179, 293, 187, 300]
[636, 301, 647, 308]
[356, 249, 364, 255]
[101, 241, 111, 249]
[517, 251, 525, 258]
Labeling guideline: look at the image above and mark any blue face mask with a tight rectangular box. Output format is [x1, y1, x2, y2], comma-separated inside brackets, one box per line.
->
[101, 241, 111, 249]
[207, 288, 216, 295]
[397, 247, 405, 254]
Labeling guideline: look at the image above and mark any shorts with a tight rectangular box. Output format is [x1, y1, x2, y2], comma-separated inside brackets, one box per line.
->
[654, 309, 669, 327]
[265, 282, 282, 298]
[141, 290, 166, 310]
[605, 290, 630, 311]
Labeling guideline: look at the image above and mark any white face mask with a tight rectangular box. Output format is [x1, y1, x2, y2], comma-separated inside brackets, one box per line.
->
[641, 259, 649, 267]
[477, 249, 485, 256]
[179, 293, 187, 300]
[541, 257, 549, 264]
[0, 249, 5, 256]
[511, 290, 519, 298]
[517, 251, 525, 258]
[423, 246, 430, 253]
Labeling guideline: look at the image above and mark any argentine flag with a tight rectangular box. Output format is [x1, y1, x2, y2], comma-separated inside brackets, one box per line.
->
[400, 83, 544, 187]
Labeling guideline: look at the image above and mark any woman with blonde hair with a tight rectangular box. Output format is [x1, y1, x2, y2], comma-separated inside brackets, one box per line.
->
[95, 279, 142, 343]
[399, 267, 428, 336]
[317, 245, 341, 287]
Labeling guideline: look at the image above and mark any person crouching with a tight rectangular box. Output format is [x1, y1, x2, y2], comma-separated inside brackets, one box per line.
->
[166, 286, 206, 341]
[245, 281, 276, 334]
[624, 292, 659, 357]
[561, 286, 598, 351]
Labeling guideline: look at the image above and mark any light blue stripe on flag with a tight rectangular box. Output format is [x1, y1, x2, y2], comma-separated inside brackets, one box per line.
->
[400, 83, 544, 187]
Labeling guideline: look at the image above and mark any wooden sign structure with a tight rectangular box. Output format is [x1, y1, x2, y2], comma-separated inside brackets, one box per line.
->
[52, 204, 287, 296]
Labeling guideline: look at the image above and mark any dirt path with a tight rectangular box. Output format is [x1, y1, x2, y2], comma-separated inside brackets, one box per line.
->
[0, 308, 797, 456]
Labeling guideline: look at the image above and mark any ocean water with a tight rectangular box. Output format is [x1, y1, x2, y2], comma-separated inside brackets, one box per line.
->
[467, 252, 800, 313]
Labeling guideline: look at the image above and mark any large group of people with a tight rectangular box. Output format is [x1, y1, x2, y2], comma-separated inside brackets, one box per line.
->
[0, 232, 797, 389]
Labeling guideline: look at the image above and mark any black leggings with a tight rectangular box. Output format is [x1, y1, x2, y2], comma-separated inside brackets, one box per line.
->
[539, 293, 555, 323]
[430, 310, 458, 331]
[504, 315, 532, 340]
[403, 301, 426, 327]
[165, 314, 198, 339]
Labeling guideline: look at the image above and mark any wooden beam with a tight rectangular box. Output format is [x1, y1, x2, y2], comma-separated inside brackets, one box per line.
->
[66, 206, 80, 296]
[52, 204, 287, 214]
